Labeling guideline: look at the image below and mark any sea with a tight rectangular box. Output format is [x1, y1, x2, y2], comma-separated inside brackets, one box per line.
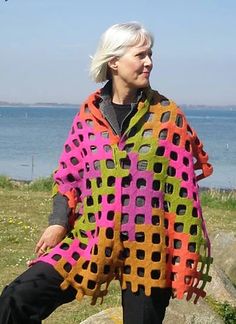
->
[0, 105, 235, 189]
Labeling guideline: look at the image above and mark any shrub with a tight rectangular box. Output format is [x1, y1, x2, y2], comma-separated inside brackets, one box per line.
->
[206, 297, 236, 323]
[28, 176, 53, 192]
[200, 189, 236, 211]
[0, 175, 14, 189]
[220, 302, 236, 323]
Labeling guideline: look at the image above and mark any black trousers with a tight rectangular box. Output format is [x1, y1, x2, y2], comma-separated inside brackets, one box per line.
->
[0, 262, 171, 324]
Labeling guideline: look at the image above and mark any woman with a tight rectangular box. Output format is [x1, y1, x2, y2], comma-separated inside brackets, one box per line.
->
[0, 22, 213, 324]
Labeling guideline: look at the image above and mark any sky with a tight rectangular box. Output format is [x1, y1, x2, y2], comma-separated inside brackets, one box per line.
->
[0, 0, 236, 105]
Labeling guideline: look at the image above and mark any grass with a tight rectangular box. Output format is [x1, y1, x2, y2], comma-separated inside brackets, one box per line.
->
[0, 174, 54, 192]
[206, 296, 236, 324]
[0, 175, 14, 189]
[201, 188, 236, 211]
[28, 175, 54, 192]
[0, 175, 235, 322]
[0, 179, 121, 323]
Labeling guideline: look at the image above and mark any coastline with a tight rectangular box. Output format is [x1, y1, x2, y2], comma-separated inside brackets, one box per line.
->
[1, 102, 236, 110]
[5, 176, 236, 193]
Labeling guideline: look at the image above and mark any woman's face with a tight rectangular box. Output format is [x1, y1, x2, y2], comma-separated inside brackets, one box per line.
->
[111, 43, 153, 90]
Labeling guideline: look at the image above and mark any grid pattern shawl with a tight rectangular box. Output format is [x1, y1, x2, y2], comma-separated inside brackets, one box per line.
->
[38, 88, 213, 305]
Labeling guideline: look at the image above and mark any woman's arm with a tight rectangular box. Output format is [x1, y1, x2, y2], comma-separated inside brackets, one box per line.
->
[35, 192, 70, 257]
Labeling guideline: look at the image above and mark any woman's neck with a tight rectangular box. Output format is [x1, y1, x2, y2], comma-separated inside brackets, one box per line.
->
[111, 81, 137, 105]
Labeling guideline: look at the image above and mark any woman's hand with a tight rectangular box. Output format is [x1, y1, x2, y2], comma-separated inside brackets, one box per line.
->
[35, 225, 67, 257]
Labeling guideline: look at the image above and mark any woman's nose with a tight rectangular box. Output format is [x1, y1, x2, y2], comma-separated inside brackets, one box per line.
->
[144, 55, 152, 67]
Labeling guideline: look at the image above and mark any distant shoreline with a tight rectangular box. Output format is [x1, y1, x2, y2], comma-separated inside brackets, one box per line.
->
[0, 103, 78, 108]
[1, 102, 236, 110]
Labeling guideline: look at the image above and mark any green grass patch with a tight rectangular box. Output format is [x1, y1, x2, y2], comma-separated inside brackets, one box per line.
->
[28, 176, 53, 192]
[0, 175, 54, 192]
[0, 175, 14, 189]
[200, 189, 236, 211]
[206, 296, 236, 323]
[0, 187, 121, 323]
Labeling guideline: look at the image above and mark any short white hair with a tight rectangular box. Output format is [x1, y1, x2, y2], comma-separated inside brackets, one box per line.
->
[90, 22, 154, 83]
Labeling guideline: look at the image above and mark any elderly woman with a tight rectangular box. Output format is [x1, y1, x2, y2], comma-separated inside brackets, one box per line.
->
[0, 22, 213, 324]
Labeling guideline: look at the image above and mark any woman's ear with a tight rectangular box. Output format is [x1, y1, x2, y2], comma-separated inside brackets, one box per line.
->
[108, 57, 119, 71]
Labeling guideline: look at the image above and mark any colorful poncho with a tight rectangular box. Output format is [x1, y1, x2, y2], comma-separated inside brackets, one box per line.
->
[38, 87, 213, 305]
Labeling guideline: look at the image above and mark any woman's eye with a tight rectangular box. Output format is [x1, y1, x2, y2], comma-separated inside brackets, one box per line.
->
[137, 53, 145, 58]
[136, 51, 152, 59]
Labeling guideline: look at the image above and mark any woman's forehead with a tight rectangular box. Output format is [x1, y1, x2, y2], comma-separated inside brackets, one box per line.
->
[126, 43, 152, 53]
[127, 36, 152, 50]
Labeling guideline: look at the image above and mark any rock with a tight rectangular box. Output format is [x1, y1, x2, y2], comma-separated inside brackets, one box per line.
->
[80, 307, 122, 324]
[206, 264, 236, 306]
[80, 298, 224, 324]
[210, 231, 236, 286]
[164, 298, 224, 324]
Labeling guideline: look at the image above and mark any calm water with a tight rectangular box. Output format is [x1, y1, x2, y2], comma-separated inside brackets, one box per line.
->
[0, 105, 235, 189]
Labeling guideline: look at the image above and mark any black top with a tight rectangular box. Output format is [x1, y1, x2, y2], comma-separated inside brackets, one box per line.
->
[112, 102, 134, 134]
